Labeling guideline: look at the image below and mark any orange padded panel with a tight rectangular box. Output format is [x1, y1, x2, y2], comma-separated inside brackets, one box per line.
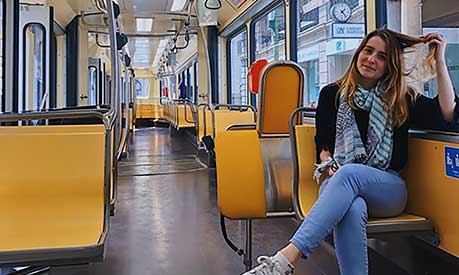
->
[402, 138, 459, 256]
[216, 130, 266, 219]
[248, 59, 268, 94]
[0, 125, 105, 251]
[260, 66, 302, 135]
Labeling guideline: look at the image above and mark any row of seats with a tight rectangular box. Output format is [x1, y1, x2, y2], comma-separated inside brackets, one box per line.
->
[136, 104, 164, 120]
[197, 104, 256, 142]
[163, 100, 195, 129]
[0, 109, 114, 267]
[215, 61, 459, 270]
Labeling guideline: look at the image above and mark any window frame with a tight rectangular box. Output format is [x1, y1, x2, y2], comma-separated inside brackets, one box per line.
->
[226, 25, 248, 105]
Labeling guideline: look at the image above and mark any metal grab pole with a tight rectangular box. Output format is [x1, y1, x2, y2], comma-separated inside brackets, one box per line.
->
[116, 49, 130, 159]
[105, 0, 119, 126]
[106, 0, 120, 209]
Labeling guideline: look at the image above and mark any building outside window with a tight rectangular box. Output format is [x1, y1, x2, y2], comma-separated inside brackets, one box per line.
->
[229, 29, 248, 105]
[135, 78, 150, 99]
[297, 0, 365, 107]
[254, 4, 286, 62]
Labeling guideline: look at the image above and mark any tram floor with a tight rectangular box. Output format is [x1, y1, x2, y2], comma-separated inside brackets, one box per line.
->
[1, 127, 340, 275]
[49, 127, 337, 275]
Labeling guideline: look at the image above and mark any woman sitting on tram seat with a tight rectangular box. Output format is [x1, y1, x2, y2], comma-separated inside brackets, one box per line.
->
[243, 29, 459, 275]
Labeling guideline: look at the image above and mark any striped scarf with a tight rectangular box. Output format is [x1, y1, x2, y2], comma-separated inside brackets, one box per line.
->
[334, 83, 393, 170]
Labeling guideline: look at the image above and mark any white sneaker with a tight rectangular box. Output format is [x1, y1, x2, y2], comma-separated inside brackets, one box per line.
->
[242, 254, 294, 275]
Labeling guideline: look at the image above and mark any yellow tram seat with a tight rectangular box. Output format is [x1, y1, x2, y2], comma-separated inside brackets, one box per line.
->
[216, 61, 304, 269]
[402, 134, 459, 256]
[212, 108, 256, 139]
[176, 104, 195, 129]
[289, 121, 433, 238]
[216, 61, 304, 219]
[136, 104, 163, 119]
[197, 104, 211, 142]
[0, 124, 108, 265]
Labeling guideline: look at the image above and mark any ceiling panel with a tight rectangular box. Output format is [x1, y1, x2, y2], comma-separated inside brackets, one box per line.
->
[119, 0, 195, 69]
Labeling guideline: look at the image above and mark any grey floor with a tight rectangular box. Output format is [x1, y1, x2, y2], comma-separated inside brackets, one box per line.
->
[3, 127, 339, 275]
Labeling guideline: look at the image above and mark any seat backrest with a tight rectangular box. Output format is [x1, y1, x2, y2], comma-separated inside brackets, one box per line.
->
[0, 125, 106, 251]
[290, 122, 319, 219]
[213, 109, 255, 139]
[258, 61, 304, 137]
[401, 134, 459, 256]
[215, 130, 266, 219]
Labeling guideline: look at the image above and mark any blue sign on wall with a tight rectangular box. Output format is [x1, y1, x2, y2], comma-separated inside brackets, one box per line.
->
[445, 146, 459, 179]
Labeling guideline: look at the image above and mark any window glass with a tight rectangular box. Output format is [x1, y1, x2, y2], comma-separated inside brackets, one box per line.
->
[229, 29, 248, 105]
[297, 0, 365, 107]
[135, 78, 150, 99]
[88, 66, 97, 105]
[0, 0, 3, 111]
[254, 4, 286, 62]
[189, 64, 195, 102]
[194, 62, 198, 103]
[24, 24, 45, 111]
[422, 29, 459, 98]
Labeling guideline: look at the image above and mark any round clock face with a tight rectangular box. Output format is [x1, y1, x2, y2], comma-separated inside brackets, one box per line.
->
[331, 3, 352, 22]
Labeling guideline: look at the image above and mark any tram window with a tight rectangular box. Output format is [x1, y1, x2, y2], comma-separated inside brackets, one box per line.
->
[228, 28, 248, 105]
[135, 78, 149, 99]
[88, 66, 97, 105]
[194, 61, 198, 103]
[421, 28, 459, 98]
[189, 63, 195, 102]
[296, 0, 365, 108]
[187, 66, 193, 100]
[0, 0, 3, 111]
[253, 3, 286, 62]
[23, 23, 46, 111]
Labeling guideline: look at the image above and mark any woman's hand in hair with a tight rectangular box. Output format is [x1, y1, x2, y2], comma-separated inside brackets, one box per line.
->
[424, 32, 455, 122]
[424, 32, 447, 64]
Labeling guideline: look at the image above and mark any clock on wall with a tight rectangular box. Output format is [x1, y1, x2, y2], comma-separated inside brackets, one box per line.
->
[330, 2, 352, 23]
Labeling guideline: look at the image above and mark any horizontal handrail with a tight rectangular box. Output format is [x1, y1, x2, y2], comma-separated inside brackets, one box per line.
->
[0, 109, 114, 130]
[226, 123, 256, 131]
[212, 104, 256, 113]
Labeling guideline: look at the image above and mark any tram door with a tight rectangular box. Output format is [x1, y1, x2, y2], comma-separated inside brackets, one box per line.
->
[18, 4, 52, 112]
[88, 58, 105, 106]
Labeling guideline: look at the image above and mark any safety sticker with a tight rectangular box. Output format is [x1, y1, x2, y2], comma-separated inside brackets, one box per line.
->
[445, 146, 459, 179]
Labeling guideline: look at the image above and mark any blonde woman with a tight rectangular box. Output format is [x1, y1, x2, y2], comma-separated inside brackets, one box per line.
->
[243, 29, 458, 275]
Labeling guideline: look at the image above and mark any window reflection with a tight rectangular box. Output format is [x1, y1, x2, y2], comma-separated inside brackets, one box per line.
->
[88, 66, 97, 105]
[229, 29, 248, 105]
[24, 23, 45, 111]
[254, 4, 286, 62]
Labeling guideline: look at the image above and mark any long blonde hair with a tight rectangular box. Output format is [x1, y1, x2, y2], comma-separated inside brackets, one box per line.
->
[336, 28, 436, 127]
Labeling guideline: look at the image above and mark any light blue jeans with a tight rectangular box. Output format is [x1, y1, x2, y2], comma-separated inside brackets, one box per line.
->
[290, 164, 407, 275]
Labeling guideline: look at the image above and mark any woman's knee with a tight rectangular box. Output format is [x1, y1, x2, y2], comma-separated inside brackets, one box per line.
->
[346, 197, 368, 222]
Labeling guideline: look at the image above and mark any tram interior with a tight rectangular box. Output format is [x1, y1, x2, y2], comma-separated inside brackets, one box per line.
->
[0, 0, 458, 274]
